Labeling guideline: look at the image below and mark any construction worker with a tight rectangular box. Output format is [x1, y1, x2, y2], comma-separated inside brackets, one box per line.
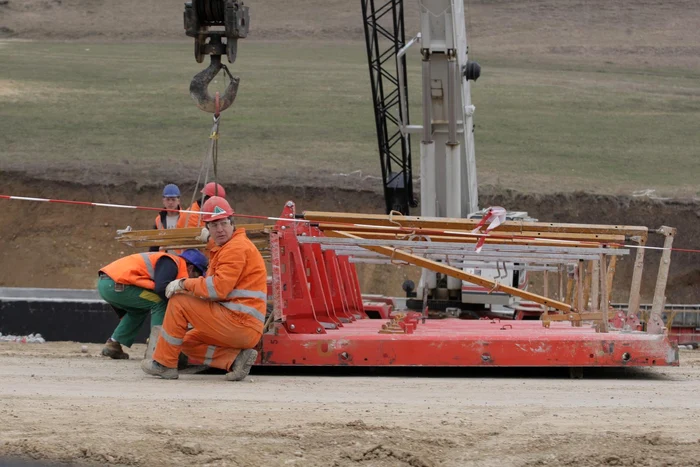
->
[151, 183, 192, 254]
[99, 249, 209, 360]
[186, 182, 226, 228]
[115, 183, 193, 241]
[155, 184, 188, 230]
[141, 196, 265, 381]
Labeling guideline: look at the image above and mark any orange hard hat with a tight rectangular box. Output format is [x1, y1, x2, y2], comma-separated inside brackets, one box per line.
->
[201, 196, 234, 223]
[201, 182, 226, 198]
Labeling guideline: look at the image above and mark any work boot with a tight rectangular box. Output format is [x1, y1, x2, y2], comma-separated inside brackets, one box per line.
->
[225, 349, 257, 382]
[101, 339, 129, 360]
[140, 359, 179, 380]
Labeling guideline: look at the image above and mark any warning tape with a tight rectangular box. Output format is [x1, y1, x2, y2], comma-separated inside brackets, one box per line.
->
[2, 194, 699, 254]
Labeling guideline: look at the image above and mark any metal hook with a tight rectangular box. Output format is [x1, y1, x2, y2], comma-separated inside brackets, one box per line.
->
[499, 261, 508, 279]
[189, 54, 240, 115]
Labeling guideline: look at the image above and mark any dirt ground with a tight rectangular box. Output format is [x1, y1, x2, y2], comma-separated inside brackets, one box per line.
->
[1, 172, 699, 303]
[0, 342, 699, 467]
[2, 2, 700, 463]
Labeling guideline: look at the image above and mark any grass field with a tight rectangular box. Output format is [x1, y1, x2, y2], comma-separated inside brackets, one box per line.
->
[1, 39, 700, 196]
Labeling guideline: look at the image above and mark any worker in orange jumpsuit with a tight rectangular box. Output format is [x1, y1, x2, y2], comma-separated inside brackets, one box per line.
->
[141, 196, 266, 381]
[98, 249, 208, 359]
[185, 182, 227, 228]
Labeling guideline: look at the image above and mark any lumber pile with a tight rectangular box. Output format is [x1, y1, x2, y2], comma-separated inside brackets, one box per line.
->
[115, 224, 271, 251]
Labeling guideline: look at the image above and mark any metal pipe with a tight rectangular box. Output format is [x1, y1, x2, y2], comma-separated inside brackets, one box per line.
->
[348, 258, 558, 271]
[307, 237, 630, 255]
[336, 249, 575, 265]
[396, 33, 421, 133]
[447, 53, 458, 144]
[421, 52, 433, 143]
[332, 251, 601, 263]
[334, 231, 573, 312]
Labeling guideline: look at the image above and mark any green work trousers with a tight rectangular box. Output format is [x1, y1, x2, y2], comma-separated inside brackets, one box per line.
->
[97, 277, 167, 348]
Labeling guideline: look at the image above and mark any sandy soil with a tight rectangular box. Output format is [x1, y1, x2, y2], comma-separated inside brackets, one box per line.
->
[1, 342, 699, 466]
[2, 173, 700, 303]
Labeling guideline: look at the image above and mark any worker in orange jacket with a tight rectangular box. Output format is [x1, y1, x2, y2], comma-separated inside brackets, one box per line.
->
[185, 182, 227, 229]
[142, 196, 266, 381]
[98, 249, 208, 359]
[154, 184, 189, 230]
[151, 184, 192, 254]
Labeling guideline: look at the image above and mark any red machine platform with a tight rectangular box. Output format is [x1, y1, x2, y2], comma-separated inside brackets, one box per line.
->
[258, 202, 679, 368]
[260, 319, 678, 367]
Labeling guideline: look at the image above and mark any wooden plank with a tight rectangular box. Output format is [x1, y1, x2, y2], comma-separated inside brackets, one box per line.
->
[326, 230, 573, 313]
[606, 255, 618, 306]
[116, 224, 270, 250]
[304, 211, 648, 238]
[127, 239, 270, 248]
[118, 224, 268, 239]
[315, 223, 627, 244]
[565, 275, 575, 306]
[583, 261, 593, 310]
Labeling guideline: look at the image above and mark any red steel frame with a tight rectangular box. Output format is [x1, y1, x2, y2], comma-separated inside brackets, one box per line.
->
[260, 202, 679, 367]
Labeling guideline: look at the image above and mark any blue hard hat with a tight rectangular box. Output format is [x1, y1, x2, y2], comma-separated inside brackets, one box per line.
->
[179, 249, 208, 275]
[163, 184, 181, 197]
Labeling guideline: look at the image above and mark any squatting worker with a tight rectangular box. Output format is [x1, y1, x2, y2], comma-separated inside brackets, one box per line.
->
[98, 249, 209, 359]
[185, 182, 226, 228]
[141, 196, 266, 381]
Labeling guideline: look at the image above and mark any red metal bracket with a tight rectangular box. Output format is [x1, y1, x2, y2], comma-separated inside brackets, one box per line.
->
[271, 201, 368, 334]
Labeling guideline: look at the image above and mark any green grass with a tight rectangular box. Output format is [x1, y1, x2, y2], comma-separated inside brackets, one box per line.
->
[1, 40, 699, 196]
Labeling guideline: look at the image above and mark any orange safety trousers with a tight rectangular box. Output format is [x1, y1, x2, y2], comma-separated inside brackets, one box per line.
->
[152, 294, 262, 370]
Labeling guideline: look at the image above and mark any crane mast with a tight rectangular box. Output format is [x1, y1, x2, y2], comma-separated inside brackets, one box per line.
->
[362, 0, 481, 300]
[361, 0, 480, 219]
[416, 0, 479, 219]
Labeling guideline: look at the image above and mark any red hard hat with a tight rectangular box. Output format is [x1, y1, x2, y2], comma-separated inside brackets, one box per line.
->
[201, 182, 226, 198]
[201, 196, 234, 223]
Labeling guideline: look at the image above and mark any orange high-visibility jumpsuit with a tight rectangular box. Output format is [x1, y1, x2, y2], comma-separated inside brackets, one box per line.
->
[152, 228, 267, 370]
[100, 252, 189, 290]
[184, 201, 205, 228]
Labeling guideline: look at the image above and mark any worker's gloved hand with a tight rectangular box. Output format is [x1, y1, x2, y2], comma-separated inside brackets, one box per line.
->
[195, 227, 210, 243]
[165, 279, 186, 299]
[116, 226, 132, 235]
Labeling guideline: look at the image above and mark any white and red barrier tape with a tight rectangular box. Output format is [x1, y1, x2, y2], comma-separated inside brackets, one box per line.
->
[1, 194, 698, 254]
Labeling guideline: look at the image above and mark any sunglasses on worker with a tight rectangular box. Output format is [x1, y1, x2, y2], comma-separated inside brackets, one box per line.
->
[207, 219, 231, 230]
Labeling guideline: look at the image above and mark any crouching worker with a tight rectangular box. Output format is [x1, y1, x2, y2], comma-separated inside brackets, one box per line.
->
[142, 196, 266, 381]
[98, 249, 209, 359]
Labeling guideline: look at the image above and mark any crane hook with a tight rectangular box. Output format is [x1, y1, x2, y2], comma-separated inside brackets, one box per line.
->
[189, 54, 240, 115]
